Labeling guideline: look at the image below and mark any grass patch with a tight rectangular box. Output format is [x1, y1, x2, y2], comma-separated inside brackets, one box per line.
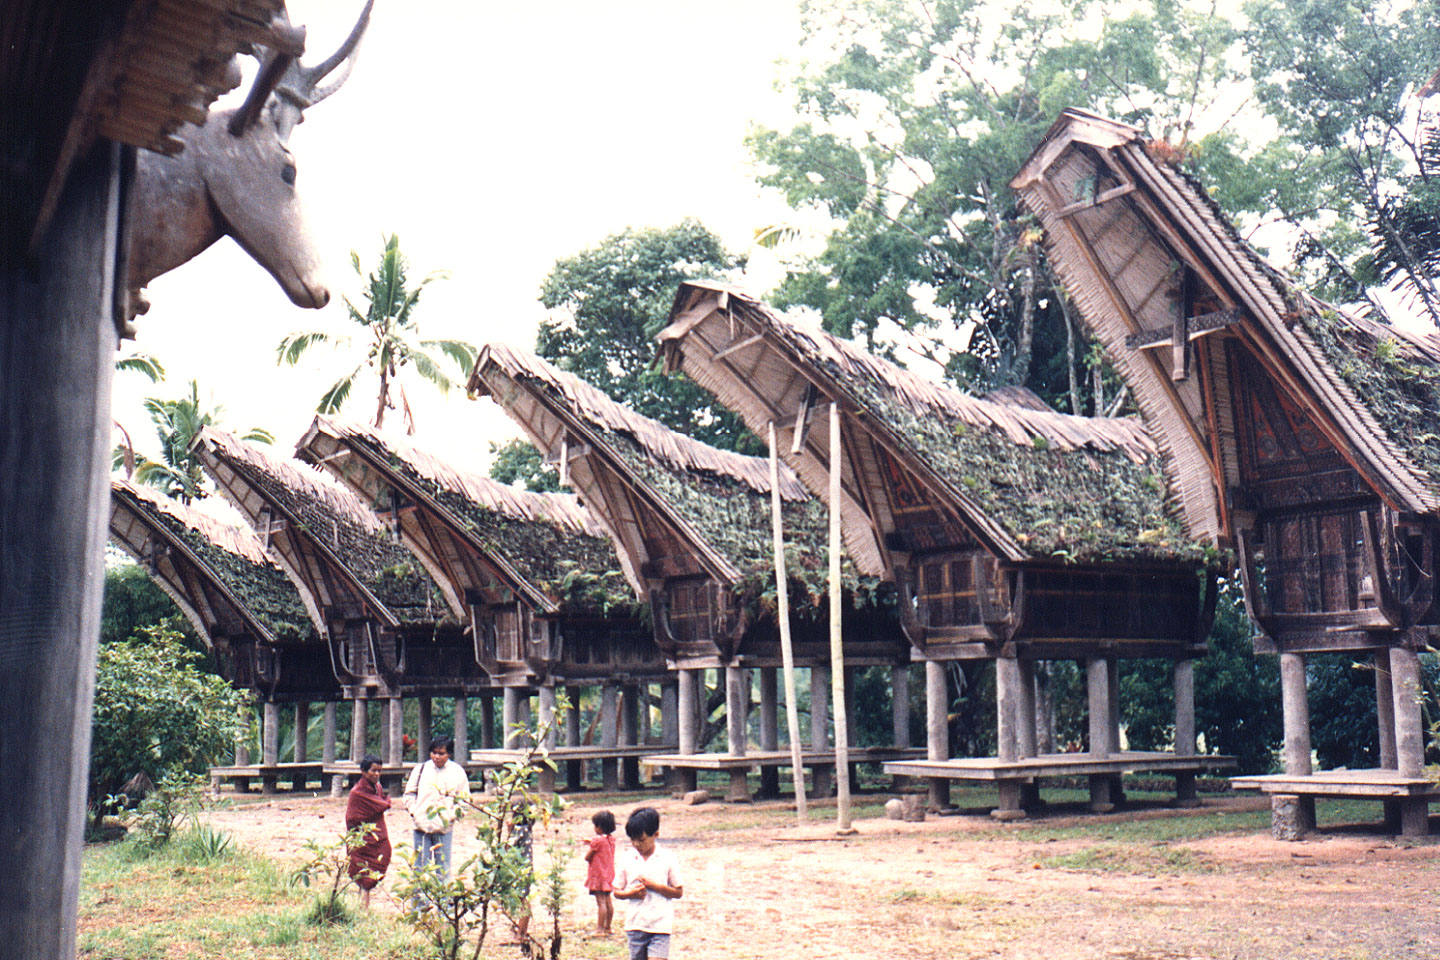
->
[1040, 843, 1216, 874]
[79, 839, 420, 958]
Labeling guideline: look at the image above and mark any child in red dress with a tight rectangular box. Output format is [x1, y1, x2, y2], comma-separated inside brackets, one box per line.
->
[582, 809, 618, 934]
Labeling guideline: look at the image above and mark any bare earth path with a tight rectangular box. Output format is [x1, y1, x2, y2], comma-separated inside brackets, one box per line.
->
[202, 789, 1440, 959]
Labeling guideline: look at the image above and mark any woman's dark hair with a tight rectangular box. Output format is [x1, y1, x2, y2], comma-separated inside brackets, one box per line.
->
[359, 754, 382, 773]
[625, 806, 660, 839]
[429, 734, 455, 757]
[592, 810, 616, 834]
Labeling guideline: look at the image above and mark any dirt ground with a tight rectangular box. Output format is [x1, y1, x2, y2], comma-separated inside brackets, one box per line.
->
[201, 785, 1440, 960]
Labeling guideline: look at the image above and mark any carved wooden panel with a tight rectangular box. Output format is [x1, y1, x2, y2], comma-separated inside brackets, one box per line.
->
[1228, 343, 1369, 509]
[874, 446, 976, 553]
[666, 577, 719, 645]
[914, 551, 997, 628]
[1019, 567, 1198, 641]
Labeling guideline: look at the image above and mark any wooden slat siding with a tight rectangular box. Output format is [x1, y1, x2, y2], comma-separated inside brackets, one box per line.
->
[196, 428, 402, 629]
[1031, 175, 1227, 536]
[1119, 143, 1438, 515]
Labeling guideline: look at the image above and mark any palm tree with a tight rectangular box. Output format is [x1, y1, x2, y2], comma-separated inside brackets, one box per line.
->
[275, 234, 476, 433]
[115, 380, 274, 503]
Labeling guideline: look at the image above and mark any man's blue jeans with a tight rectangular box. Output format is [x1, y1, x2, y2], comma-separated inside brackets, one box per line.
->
[413, 829, 453, 877]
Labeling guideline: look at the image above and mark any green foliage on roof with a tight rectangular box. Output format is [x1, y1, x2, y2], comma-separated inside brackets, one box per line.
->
[143, 503, 315, 642]
[234, 456, 450, 626]
[1297, 306, 1440, 492]
[843, 370, 1201, 565]
[594, 422, 888, 612]
[367, 446, 639, 618]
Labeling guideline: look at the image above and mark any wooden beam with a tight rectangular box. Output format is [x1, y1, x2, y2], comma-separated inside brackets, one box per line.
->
[1057, 181, 1136, 218]
[1124, 307, 1243, 350]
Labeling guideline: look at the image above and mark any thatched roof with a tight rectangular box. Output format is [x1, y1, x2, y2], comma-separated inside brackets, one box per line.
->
[295, 416, 638, 617]
[109, 480, 316, 644]
[1010, 109, 1440, 535]
[195, 427, 450, 626]
[469, 344, 875, 607]
[659, 281, 1196, 567]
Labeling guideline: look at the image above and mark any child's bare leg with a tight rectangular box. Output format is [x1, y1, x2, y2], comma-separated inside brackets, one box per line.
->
[598, 892, 612, 932]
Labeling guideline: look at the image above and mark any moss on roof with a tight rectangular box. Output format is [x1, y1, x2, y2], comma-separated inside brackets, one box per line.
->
[136, 495, 317, 643]
[347, 435, 641, 618]
[593, 421, 886, 612]
[797, 329, 1201, 565]
[214, 443, 452, 626]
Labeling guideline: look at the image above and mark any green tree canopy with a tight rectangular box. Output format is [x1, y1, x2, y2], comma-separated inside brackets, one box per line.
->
[277, 234, 477, 434]
[487, 438, 561, 493]
[536, 218, 759, 452]
[749, 0, 1320, 408]
[89, 626, 242, 817]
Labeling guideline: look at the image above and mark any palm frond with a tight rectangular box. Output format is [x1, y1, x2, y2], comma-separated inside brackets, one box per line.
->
[421, 338, 478, 374]
[276, 331, 335, 366]
[409, 348, 455, 394]
[115, 353, 166, 382]
[317, 365, 362, 414]
[242, 427, 276, 445]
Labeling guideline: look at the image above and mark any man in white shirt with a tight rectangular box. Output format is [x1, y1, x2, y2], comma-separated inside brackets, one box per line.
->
[403, 734, 472, 881]
[613, 806, 683, 960]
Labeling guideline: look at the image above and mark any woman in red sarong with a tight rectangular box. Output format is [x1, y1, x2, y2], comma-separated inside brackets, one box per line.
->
[345, 754, 392, 907]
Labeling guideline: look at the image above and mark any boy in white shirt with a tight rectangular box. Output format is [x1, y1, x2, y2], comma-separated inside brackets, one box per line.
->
[402, 734, 472, 880]
[613, 806, 683, 960]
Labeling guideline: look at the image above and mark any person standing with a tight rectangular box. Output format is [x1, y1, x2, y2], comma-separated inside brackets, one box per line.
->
[344, 754, 392, 908]
[403, 735, 472, 881]
[613, 807, 683, 960]
[583, 809, 618, 934]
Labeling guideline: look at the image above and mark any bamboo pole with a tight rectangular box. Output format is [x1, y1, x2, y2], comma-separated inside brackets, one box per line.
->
[829, 403, 854, 832]
[770, 422, 808, 820]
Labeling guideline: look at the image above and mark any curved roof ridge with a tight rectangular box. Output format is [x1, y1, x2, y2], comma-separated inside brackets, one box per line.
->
[196, 426, 382, 531]
[309, 416, 610, 539]
[684, 280, 1157, 460]
[476, 342, 811, 500]
[114, 478, 275, 567]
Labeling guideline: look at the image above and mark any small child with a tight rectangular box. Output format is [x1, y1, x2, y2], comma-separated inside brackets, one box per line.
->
[613, 807, 683, 960]
[582, 810, 617, 934]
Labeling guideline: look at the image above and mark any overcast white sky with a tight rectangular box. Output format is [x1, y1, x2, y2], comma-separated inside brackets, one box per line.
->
[115, 0, 805, 481]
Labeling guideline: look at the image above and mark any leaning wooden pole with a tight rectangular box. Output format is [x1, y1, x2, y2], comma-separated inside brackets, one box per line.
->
[829, 403, 854, 831]
[769, 421, 808, 820]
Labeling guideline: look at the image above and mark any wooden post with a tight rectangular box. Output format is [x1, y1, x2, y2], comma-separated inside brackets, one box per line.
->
[925, 660, 950, 808]
[621, 684, 641, 789]
[1389, 646, 1429, 835]
[417, 696, 433, 759]
[1173, 658, 1198, 805]
[235, 702, 252, 766]
[810, 663, 832, 799]
[995, 657, 1021, 763]
[1016, 660, 1037, 758]
[565, 684, 584, 789]
[386, 697, 404, 766]
[453, 696, 468, 761]
[1277, 651, 1315, 835]
[677, 669, 699, 793]
[537, 685, 558, 793]
[769, 421, 808, 817]
[293, 702, 310, 763]
[660, 682, 678, 746]
[758, 667, 780, 798]
[351, 697, 368, 762]
[600, 684, 619, 790]
[1375, 649, 1397, 770]
[828, 403, 854, 832]
[0, 140, 122, 960]
[1086, 657, 1114, 812]
[892, 664, 910, 749]
[261, 701, 280, 793]
[725, 666, 749, 756]
[503, 687, 523, 749]
[480, 692, 496, 749]
[322, 702, 337, 764]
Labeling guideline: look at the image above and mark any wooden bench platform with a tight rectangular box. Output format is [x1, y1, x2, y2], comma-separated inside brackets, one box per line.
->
[470, 744, 679, 793]
[209, 762, 325, 796]
[644, 747, 926, 801]
[1231, 769, 1439, 837]
[321, 760, 500, 797]
[882, 751, 1236, 819]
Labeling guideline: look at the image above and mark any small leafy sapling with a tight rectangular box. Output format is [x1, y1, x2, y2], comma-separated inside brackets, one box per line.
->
[290, 822, 381, 926]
